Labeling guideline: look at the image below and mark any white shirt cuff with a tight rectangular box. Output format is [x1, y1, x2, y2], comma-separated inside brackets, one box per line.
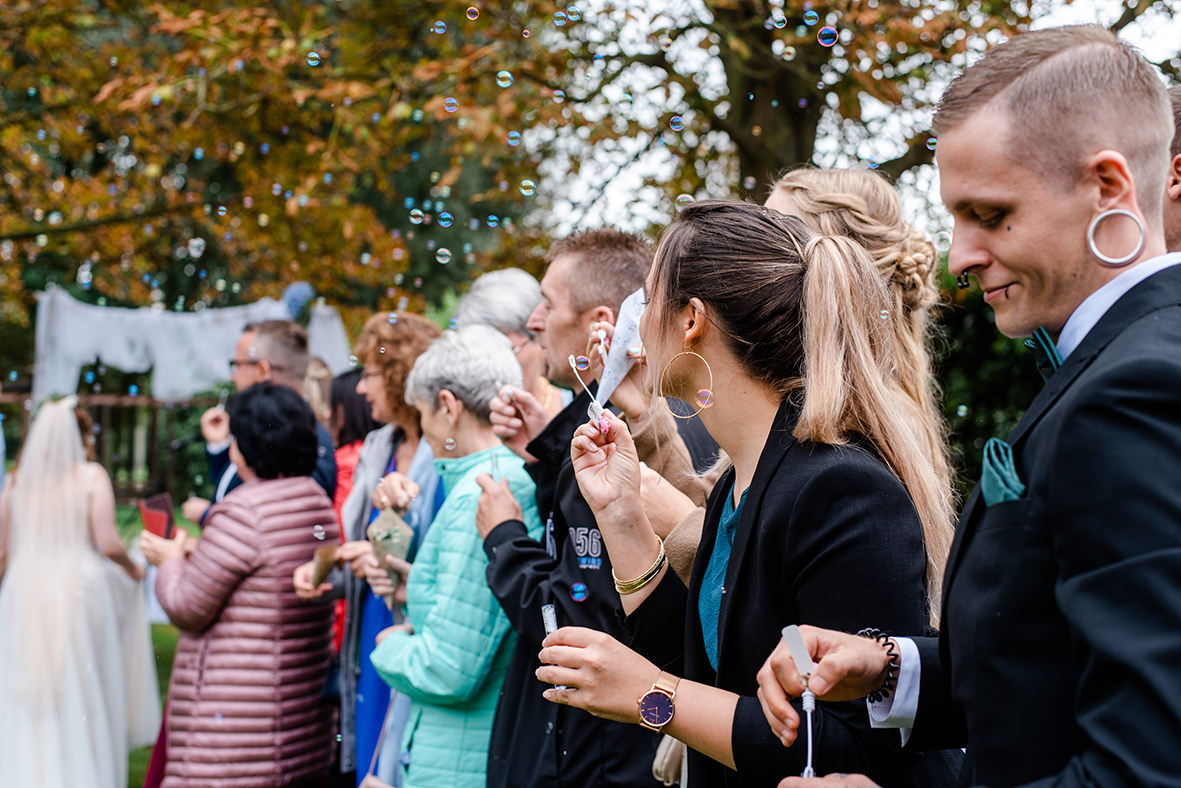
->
[206, 438, 231, 454]
[866, 636, 920, 746]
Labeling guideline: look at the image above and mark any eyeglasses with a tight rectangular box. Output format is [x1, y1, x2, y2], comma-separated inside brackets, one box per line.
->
[228, 359, 262, 371]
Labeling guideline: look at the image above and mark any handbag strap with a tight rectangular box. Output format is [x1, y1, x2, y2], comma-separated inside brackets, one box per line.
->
[365, 690, 396, 778]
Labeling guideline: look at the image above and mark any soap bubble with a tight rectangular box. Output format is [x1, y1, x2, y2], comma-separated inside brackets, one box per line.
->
[436, 248, 452, 264]
[803, 10, 819, 24]
[554, 11, 568, 25]
[567, 6, 582, 21]
[553, 89, 565, 103]
[879, 309, 890, 320]
[507, 130, 521, 146]
[926, 137, 937, 151]
[956, 405, 969, 418]
[306, 51, 321, 67]
[409, 209, 425, 225]
[817, 26, 838, 46]
[695, 389, 713, 409]
[574, 355, 590, 371]
[675, 194, 694, 208]
[742, 176, 757, 190]
[432, 20, 447, 34]
[519, 179, 536, 196]
[486, 215, 500, 228]
[444, 97, 458, 112]
[187, 238, 206, 258]
[771, 13, 788, 29]
[466, 7, 479, 19]
[496, 70, 514, 88]
[438, 212, 454, 228]
[669, 115, 684, 131]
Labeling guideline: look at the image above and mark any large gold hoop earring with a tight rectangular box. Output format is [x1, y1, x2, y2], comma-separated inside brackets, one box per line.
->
[659, 350, 714, 419]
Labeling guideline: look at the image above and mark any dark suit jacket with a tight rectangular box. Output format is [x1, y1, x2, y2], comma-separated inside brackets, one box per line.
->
[628, 397, 932, 787]
[910, 264, 1181, 786]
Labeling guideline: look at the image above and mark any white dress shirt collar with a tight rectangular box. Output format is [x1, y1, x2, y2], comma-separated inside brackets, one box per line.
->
[1056, 252, 1181, 361]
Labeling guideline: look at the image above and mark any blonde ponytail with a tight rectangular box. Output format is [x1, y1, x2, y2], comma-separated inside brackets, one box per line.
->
[799, 235, 953, 621]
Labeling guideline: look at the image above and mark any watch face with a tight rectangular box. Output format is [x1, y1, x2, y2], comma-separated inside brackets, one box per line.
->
[639, 690, 674, 727]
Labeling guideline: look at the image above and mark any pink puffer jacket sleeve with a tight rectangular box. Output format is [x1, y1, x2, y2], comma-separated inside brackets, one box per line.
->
[156, 499, 261, 633]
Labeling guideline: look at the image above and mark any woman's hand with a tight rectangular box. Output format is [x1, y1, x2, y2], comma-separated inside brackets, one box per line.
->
[126, 561, 147, 582]
[640, 464, 698, 539]
[569, 411, 642, 520]
[586, 321, 649, 421]
[365, 554, 412, 606]
[489, 385, 546, 461]
[371, 472, 419, 513]
[536, 626, 660, 724]
[140, 529, 188, 567]
[474, 474, 524, 539]
[293, 560, 332, 599]
[756, 625, 893, 746]
[337, 540, 374, 578]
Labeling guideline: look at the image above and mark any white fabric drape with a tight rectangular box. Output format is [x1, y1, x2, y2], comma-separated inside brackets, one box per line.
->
[33, 287, 352, 402]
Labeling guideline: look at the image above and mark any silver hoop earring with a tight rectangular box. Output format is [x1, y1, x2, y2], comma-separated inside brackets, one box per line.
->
[443, 437, 457, 451]
[1087, 209, 1146, 268]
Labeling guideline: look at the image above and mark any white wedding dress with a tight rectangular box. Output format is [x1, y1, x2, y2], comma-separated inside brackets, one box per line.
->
[0, 403, 160, 788]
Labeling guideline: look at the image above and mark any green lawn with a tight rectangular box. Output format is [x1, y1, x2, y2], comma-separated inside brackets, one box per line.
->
[117, 504, 193, 788]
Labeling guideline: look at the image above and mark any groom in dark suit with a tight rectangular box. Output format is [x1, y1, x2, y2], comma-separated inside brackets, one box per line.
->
[757, 26, 1181, 788]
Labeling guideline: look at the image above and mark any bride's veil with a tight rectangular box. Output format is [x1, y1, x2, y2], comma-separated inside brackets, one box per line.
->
[2, 396, 91, 693]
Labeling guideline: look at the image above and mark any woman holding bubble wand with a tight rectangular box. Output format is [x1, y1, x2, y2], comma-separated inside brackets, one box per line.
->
[535, 201, 942, 786]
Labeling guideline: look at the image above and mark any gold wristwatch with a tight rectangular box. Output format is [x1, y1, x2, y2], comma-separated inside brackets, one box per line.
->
[637, 671, 680, 732]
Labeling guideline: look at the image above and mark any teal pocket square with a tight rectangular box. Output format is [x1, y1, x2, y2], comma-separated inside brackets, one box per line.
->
[981, 437, 1026, 506]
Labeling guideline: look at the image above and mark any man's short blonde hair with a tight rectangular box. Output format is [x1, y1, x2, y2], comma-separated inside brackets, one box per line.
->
[1169, 85, 1181, 159]
[933, 25, 1171, 226]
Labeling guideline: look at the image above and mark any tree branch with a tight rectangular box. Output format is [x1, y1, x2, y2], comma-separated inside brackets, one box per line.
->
[0, 202, 196, 241]
[1109, 0, 1160, 33]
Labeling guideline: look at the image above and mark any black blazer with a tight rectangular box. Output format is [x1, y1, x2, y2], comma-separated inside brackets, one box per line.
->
[628, 397, 931, 787]
[911, 264, 1181, 786]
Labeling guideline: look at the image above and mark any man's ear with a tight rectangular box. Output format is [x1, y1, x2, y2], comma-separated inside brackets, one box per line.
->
[1167, 154, 1181, 201]
[1088, 150, 1137, 212]
[589, 305, 616, 327]
[257, 359, 274, 383]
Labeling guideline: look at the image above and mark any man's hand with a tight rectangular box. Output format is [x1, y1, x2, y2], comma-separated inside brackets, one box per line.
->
[489, 386, 546, 461]
[181, 496, 210, 524]
[757, 625, 893, 746]
[200, 406, 230, 444]
[779, 774, 881, 788]
[475, 473, 524, 539]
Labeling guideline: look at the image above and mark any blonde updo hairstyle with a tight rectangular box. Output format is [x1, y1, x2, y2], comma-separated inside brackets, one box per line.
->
[770, 168, 953, 615]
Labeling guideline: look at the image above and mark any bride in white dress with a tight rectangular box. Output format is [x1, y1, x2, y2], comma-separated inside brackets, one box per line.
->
[0, 397, 160, 788]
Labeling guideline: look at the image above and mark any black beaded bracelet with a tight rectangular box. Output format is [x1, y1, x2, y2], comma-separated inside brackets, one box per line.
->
[857, 628, 900, 703]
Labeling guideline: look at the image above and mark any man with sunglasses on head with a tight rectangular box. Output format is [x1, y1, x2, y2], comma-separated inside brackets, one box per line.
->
[181, 320, 337, 524]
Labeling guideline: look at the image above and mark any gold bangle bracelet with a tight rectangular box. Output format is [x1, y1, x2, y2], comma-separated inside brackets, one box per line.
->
[613, 537, 667, 595]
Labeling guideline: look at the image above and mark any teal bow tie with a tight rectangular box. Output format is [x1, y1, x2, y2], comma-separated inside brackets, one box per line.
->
[1024, 326, 1062, 383]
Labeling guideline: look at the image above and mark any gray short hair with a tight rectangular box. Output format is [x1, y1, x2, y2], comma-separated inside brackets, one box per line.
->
[404, 325, 524, 422]
[452, 268, 542, 337]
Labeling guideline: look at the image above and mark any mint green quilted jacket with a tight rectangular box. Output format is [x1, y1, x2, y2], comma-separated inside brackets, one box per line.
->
[370, 445, 542, 788]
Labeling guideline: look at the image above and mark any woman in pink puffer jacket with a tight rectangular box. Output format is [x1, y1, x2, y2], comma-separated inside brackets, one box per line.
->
[143, 383, 339, 788]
